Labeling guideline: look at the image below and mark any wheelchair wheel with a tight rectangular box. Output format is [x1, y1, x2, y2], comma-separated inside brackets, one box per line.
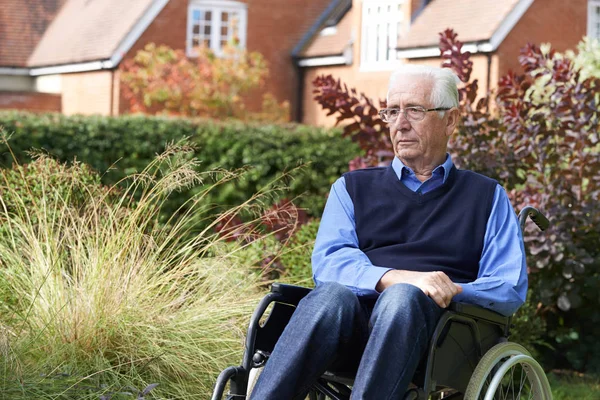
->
[464, 342, 552, 400]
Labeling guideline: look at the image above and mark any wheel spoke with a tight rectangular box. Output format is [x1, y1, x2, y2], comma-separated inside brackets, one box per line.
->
[511, 364, 517, 400]
[517, 364, 527, 398]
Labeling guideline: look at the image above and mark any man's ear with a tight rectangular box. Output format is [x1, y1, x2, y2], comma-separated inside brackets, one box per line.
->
[445, 107, 460, 137]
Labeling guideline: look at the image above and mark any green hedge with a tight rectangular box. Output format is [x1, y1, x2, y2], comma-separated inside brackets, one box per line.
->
[0, 111, 361, 217]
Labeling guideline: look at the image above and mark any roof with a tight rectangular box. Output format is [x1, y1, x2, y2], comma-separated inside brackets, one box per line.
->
[301, 6, 353, 58]
[0, 0, 68, 67]
[398, 0, 524, 49]
[293, 0, 353, 59]
[28, 0, 158, 67]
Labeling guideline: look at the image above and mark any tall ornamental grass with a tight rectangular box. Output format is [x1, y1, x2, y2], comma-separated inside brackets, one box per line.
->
[0, 139, 265, 399]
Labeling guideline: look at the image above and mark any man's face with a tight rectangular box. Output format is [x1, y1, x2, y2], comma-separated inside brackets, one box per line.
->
[387, 75, 455, 167]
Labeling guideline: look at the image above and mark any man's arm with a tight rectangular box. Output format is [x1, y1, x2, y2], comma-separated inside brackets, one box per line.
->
[311, 177, 392, 297]
[452, 185, 527, 316]
[312, 177, 462, 307]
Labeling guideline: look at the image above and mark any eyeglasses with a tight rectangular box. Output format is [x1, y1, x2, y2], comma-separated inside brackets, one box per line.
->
[378, 106, 451, 122]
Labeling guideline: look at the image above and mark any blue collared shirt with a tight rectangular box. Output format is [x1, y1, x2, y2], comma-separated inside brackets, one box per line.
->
[311, 154, 527, 316]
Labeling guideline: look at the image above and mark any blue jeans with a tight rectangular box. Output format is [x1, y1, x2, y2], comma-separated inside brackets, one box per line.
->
[249, 282, 444, 400]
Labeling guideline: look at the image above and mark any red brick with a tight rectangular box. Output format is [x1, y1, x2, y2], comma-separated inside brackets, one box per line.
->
[497, 0, 587, 76]
[0, 91, 61, 113]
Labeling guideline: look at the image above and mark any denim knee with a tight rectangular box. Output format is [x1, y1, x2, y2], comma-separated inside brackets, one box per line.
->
[297, 281, 360, 326]
[374, 283, 432, 315]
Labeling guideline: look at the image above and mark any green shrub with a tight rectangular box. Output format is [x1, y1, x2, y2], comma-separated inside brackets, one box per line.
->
[0, 112, 360, 219]
[509, 292, 548, 359]
[0, 155, 108, 214]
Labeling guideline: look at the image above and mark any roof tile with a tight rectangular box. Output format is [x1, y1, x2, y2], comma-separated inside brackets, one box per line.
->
[0, 0, 68, 67]
[28, 0, 155, 67]
[301, 7, 353, 58]
[399, 0, 522, 48]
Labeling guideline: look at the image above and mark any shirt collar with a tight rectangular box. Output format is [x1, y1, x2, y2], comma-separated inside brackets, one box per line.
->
[391, 153, 454, 183]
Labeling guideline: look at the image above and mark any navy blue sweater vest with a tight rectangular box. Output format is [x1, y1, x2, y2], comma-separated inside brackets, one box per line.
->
[343, 165, 497, 283]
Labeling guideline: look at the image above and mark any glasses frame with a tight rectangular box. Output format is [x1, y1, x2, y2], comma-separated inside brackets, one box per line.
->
[378, 106, 452, 122]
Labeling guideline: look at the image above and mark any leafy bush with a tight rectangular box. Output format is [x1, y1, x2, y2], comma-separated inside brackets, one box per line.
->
[312, 31, 600, 372]
[548, 371, 600, 400]
[0, 112, 361, 218]
[0, 140, 268, 398]
[509, 290, 548, 358]
[569, 37, 600, 80]
[121, 43, 289, 122]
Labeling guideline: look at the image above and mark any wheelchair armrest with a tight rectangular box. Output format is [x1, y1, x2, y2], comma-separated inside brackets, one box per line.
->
[270, 283, 312, 306]
[448, 302, 510, 327]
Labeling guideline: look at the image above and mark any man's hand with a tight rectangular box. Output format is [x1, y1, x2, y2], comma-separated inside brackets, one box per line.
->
[376, 270, 463, 308]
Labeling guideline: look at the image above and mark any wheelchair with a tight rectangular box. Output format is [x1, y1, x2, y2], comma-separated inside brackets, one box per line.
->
[211, 207, 553, 400]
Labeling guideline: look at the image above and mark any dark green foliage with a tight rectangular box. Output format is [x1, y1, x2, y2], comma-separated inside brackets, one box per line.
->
[0, 112, 360, 218]
[0, 156, 107, 212]
[509, 289, 548, 359]
[278, 219, 320, 285]
[195, 123, 360, 216]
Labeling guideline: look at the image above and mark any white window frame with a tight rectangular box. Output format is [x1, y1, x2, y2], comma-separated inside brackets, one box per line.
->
[360, 0, 405, 71]
[588, 0, 600, 40]
[186, 0, 248, 57]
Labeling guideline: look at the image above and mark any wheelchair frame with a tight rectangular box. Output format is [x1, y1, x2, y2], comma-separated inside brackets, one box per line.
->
[211, 207, 550, 400]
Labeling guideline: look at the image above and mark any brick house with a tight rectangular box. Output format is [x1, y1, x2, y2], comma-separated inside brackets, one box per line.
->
[297, 0, 593, 125]
[0, 0, 597, 123]
[0, 0, 331, 117]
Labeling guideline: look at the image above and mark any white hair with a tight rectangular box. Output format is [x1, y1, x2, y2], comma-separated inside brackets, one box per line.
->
[387, 64, 460, 110]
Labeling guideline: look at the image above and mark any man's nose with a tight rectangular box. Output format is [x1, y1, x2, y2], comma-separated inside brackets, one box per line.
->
[392, 111, 411, 129]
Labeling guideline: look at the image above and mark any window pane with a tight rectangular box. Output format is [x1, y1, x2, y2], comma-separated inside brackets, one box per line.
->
[231, 12, 241, 40]
[188, 3, 247, 55]
[386, 23, 391, 61]
[364, 26, 369, 57]
[375, 24, 380, 62]
[362, 1, 403, 65]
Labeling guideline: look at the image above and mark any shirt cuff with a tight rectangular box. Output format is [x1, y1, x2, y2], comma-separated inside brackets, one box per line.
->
[452, 283, 477, 303]
[358, 266, 393, 297]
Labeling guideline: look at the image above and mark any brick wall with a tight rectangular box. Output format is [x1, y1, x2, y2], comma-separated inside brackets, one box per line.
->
[0, 91, 61, 112]
[497, 0, 587, 80]
[120, 0, 331, 119]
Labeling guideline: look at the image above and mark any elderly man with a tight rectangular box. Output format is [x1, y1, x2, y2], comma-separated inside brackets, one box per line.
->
[249, 64, 526, 399]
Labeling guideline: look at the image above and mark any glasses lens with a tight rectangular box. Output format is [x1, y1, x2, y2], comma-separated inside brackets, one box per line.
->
[406, 107, 426, 121]
[386, 109, 400, 122]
